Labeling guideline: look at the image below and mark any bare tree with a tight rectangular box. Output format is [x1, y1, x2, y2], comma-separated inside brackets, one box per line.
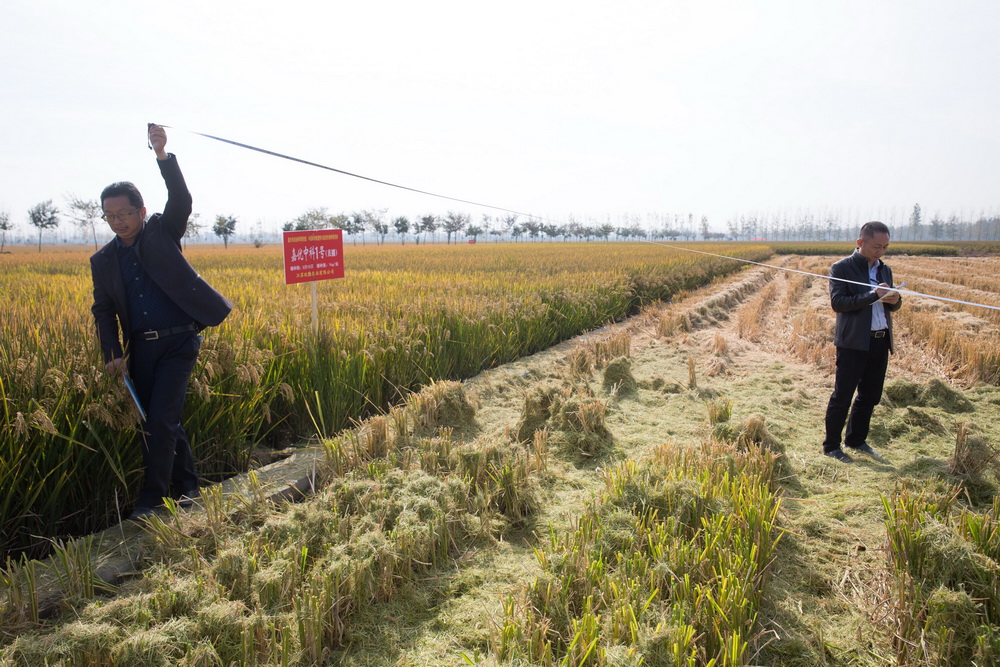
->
[522, 220, 542, 241]
[186, 213, 204, 249]
[0, 210, 12, 253]
[346, 211, 367, 245]
[443, 211, 470, 244]
[27, 200, 60, 252]
[909, 203, 922, 241]
[66, 194, 102, 250]
[418, 214, 438, 244]
[291, 207, 334, 231]
[364, 208, 390, 245]
[502, 214, 519, 241]
[251, 220, 266, 248]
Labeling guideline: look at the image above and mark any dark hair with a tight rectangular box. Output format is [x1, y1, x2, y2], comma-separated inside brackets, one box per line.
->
[859, 221, 890, 239]
[100, 181, 144, 209]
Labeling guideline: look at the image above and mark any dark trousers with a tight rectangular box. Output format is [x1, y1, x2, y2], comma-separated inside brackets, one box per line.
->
[128, 332, 201, 508]
[823, 336, 890, 452]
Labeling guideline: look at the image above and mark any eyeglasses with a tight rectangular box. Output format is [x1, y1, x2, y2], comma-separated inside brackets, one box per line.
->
[102, 207, 142, 223]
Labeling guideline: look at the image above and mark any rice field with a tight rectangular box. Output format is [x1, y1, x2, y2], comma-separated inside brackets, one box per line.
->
[3, 243, 1000, 666]
[0, 242, 770, 560]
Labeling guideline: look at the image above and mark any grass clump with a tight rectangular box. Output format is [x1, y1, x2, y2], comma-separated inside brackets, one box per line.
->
[512, 384, 613, 457]
[513, 384, 561, 443]
[924, 586, 980, 666]
[903, 407, 948, 436]
[883, 489, 1000, 665]
[567, 347, 594, 379]
[736, 414, 785, 456]
[601, 356, 637, 397]
[454, 436, 543, 525]
[708, 410, 784, 457]
[884, 377, 975, 413]
[406, 380, 477, 432]
[549, 392, 613, 457]
[589, 331, 632, 368]
[948, 423, 998, 498]
[706, 397, 733, 424]
[923, 378, 976, 413]
[883, 378, 924, 406]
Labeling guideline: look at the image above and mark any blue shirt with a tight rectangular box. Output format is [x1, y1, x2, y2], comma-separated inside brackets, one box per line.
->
[116, 230, 194, 335]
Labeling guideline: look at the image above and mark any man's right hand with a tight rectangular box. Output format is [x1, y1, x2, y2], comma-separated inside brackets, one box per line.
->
[148, 124, 169, 161]
[105, 357, 127, 376]
[875, 283, 900, 304]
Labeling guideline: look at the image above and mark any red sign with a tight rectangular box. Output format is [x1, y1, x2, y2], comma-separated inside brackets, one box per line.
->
[282, 229, 345, 285]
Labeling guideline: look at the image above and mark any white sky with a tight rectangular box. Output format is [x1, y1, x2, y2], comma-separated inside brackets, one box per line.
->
[2, 0, 999, 236]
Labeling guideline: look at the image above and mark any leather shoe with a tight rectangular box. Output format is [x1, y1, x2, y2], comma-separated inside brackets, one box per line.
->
[177, 486, 201, 508]
[850, 443, 887, 463]
[824, 448, 854, 463]
[128, 506, 158, 521]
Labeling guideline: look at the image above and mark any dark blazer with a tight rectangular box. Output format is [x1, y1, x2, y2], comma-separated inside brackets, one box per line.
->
[90, 155, 232, 363]
[829, 250, 902, 352]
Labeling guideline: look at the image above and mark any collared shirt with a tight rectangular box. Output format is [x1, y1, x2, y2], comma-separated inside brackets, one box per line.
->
[868, 259, 888, 331]
[116, 230, 194, 335]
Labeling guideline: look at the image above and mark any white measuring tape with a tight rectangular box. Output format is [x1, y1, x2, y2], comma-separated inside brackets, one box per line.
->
[157, 123, 1000, 314]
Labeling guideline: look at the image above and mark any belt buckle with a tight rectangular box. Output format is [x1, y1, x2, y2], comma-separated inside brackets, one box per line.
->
[873, 330, 886, 339]
[144, 330, 160, 341]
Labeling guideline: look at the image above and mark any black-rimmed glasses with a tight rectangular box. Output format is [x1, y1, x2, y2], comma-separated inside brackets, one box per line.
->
[102, 208, 142, 223]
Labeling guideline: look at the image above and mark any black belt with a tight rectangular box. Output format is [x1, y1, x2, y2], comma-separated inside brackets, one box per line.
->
[871, 329, 888, 338]
[137, 323, 199, 341]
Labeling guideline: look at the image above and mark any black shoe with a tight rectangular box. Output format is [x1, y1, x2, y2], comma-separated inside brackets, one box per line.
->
[177, 486, 200, 508]
[128, 506, 158, 521]
[824, 448, 854, 463]
[849, 443, 887, 463]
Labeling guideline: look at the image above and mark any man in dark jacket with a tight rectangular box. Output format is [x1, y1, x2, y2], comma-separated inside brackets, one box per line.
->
[822, 221, 902, 463]
[91, 124, 232, 519]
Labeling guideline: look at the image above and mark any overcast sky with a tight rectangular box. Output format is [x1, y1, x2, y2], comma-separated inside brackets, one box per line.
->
[2, 0, 998, 238]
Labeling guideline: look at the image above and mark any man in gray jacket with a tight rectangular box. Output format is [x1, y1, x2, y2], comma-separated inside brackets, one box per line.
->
[822, 221, 902, 463]
[91, 124, 232, 518]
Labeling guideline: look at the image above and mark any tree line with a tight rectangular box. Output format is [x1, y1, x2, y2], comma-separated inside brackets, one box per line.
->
[2, 198, 998, 252]
[0, 197, 241, 252]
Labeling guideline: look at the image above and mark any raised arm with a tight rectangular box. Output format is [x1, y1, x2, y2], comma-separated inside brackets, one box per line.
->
[149, 124, 193, 240]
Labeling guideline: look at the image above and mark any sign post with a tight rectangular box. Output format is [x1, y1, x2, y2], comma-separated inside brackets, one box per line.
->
[282, 229, 345, 335]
